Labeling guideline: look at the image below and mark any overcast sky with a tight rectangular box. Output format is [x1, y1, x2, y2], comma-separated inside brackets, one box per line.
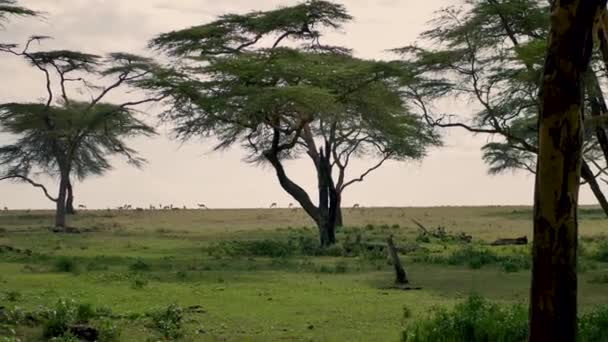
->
[0, 0, 599, 209]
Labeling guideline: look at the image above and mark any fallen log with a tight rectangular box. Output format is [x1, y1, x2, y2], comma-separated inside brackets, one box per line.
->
[490, 236, 528, 246]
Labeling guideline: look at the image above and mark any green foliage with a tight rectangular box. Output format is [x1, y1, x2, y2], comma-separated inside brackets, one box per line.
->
[402, 295, 529, 342]
[142, 1, 439, 247]
[54, 257, 79, 273]
[402, 294, 608, 342]
[131, 277, 149, 290]
[43, 299, 79, 338]
[4, 290, 20, 302]
[151, 0, 351, 56]
[129, 259, 151, 272]
[579, 306, 608, 342]
[413, 245, 530, 271]
[150, 304, 184, 339]
[0, 0, 38, 24]
[592, 242, 608, 262]
[97, 320, 121, 342]
[75, 303, 96, 323]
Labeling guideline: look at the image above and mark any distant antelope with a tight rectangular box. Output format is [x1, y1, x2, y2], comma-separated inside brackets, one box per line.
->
[78, 204, 87, 209]
[183, 205, 187, 210]
[353, 203, 360, 208]
[149, 205, 156, 210]
[163, 206, 171, 210]
[269, 202, 277, 208]
[197, 203, 207, 209]
[3, 206, 7, 211]
[288, 203, 294, 208]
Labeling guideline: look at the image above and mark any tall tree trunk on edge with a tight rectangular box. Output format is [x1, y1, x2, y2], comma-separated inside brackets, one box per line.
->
[529, 1, 602, 340]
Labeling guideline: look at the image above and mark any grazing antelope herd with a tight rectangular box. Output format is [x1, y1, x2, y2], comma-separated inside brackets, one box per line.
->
[0, 202, 364, 212]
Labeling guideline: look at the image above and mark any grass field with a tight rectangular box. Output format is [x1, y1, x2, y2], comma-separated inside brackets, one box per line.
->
[1, 206, 608, 341]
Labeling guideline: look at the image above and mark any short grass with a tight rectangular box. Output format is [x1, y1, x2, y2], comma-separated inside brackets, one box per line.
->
[1, 206, 608, 341]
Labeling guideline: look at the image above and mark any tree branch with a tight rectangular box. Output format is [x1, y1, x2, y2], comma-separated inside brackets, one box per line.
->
[0, 174, 57, 202]
[341, 153, 392, 190]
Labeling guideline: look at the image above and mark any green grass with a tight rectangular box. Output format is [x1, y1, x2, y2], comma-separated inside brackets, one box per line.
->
[1, 206, 608, 340]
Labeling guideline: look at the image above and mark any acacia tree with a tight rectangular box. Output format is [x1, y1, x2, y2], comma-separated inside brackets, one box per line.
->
[530, 1, 604, 339]
[398, 0, 608, 216]
[142, 0, 439, 246]
[0, 0, 37, 25]
[0, 38, 163, 229]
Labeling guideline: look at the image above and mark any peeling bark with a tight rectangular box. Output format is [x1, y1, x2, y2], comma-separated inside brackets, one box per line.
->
[530, 1, 604, 340]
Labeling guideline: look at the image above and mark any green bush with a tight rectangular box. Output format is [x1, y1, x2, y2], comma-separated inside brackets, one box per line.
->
[75, 303, 96, 323]
[592, 242, 608, 262]
[413, 246, 531, 272]
[5, 290, 21, 302]
[54, 257, 79, 273]
[129, 259, 150, 272]
[579, 306, 608, 342]
[43, 299, 79, 338]
[150, 304, 184, 339]
[98, 320, 121, 342]
[402, 295, 528, 342]
[131, 277, 149, 289]
[447, 247, 499, 269]
[402, 295, 608, 342]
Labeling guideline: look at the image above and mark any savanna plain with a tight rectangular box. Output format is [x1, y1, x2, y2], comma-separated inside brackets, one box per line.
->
[2, 206, 608, 341]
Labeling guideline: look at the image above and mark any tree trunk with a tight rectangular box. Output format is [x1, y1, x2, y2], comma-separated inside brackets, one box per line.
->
[318, 148, 336, 246]
[335, 194, 343, 227]
[55, 172, 69, 228]
[66, 180, 76, 215]
[529, 1, 601, 341]
[581, 160, 608, 217]
[387, 235, 408, 284]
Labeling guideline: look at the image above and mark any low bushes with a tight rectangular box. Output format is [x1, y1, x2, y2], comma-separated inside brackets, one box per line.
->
[412, 246, 531, 272]
[402, 295, 608, 342]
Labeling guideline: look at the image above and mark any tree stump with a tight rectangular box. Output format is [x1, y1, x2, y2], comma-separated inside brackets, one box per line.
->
[387, 235, 408, 284]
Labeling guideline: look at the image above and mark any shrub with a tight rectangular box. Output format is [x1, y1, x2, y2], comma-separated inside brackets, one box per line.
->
[150, 304, 184, 339]
[43, 299, 79, 338]
[413, 246, 531, 272]
[592, 242, 608, 262]
[131, 277, 148, 290]
[76, 303, 96, 323]
[97, 320, 121, 342]
[402, 295, 527, 342]
[579, 306, 608, 342]
[129, 259, 150, 272]
[54, 257, 79, 273]
[447, 247, 499, 269]
[402, 306, 412, 320]
[402, 295, 608, 342]
[5, 290, 21, 302]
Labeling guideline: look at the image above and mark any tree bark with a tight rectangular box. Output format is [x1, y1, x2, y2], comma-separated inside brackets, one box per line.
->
[55, 171, 69, 228]
[318, 148, 336, 246]
[581, 160, 608, 217]
[529, 2, 602, 341]
[66, 180, 76, 215]
[387, 235, 408, 284]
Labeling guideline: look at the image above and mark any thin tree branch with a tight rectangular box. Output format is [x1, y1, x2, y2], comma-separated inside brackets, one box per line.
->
[0, 174, 57, 202]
